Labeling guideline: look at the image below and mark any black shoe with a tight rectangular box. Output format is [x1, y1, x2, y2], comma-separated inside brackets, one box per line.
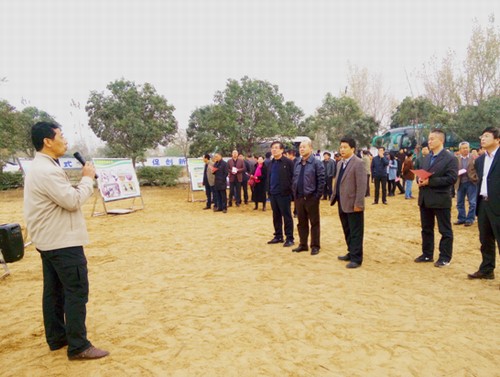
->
[346, 261, 361, 269]
[372, 202, 378, 205]
[337, 254, 351, 261]
[228, 202, 233, 207]
[283, 240, 294, 247]
[434, 259, 450, 268]
[267, 238, 284, 244]
[468, 271, 495, 280]
[464, 221, 473, 227]
[454, 221, 465, 225]
[311, 247, 320, 255]
[202, 206, 211, 210]
[292, 245, 308, 252]
[222, 209, 227, 213]
[382, 202, 387, 205]
[414, 255, 434, 263]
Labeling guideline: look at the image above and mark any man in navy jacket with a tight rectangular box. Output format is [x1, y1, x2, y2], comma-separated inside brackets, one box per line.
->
[371, 147, 389, 204]
[292, 140, 325, 255]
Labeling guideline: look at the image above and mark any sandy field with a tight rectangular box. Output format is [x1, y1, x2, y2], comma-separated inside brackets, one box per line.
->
[0, 185, 498, 377]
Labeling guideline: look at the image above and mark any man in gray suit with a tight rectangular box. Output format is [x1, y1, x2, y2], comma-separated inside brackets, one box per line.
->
[330, 136, 368, 268]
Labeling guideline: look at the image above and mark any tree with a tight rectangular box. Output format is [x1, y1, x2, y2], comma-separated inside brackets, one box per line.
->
[420, 51, 462, 112]
[451, 96, 500, 141]
[345, 63, 397, 129]
[18, 106, 56, 157]
[0, 100, 19, 170]
[350, 116, 380, 149]
[187, 76, 303, 156]
[463, 16, 500, 105]
[309, 94, 375, 149]
[390, 96, 451, 128]
[86, 79, 177, 167]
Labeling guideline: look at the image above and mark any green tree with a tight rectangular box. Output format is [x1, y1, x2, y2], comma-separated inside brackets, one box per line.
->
[0, 100, 20, 170]
[86, 79, 177, 166]
[309, 94, 371, 149]
[18, 107, 56, 157]
[451, 96, 500, 141]
[187, 76, 303, 156]
[390, 96, 451, 128]
[350, 116, 380, 149]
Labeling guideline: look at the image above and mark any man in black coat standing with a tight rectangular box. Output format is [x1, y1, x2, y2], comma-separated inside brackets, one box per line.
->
[371, 147, 389, 204]
[267, 141, 295, 247]
[468, 127, 500, 281]
[415, 129, 458, 267]
[212, 152, 229, 213]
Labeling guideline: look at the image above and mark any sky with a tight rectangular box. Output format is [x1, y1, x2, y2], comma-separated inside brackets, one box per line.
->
[1, 0, 499, 147]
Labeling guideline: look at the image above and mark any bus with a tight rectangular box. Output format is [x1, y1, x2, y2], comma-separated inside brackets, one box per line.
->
[371, 125, 477, 153]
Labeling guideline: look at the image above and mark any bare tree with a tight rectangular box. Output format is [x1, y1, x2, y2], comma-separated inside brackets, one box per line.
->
[345, 63, 397, 131]
[420, 51, 462, 112]
[463, 16, 500, 105]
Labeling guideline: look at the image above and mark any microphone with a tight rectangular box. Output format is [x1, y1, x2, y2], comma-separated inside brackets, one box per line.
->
[73, 152, 98, 179]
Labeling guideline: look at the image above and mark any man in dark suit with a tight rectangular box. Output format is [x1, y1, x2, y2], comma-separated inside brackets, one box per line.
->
[468, 127, 500, 281]
[292, 139, 325, 255]
[212, 152, 229, 213]
[267, 141, 295, 247]
[415, 129, 458, 267]
[330, 136, 367, 268]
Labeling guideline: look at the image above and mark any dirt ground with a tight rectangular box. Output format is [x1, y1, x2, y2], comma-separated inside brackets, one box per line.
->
[0, 185, 498, 377]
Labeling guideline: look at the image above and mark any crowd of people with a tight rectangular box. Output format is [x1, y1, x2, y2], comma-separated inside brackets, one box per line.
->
[22, 121, 499, 361]
[201, 128, 499, 276]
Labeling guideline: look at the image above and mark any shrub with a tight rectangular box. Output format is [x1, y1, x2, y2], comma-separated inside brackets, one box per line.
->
[136, 166, 182, 187]
[0, 172, 24, 190]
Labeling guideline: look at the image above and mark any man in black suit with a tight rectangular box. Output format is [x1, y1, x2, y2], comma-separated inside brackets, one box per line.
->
[212, 152, 229, 213]
[267, 141, 295, 247]
[468, 127, 500, 281]
[415, 129, 458, 267]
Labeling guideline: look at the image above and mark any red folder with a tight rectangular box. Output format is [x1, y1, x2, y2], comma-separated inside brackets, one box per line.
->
[411, 169, 433, 180]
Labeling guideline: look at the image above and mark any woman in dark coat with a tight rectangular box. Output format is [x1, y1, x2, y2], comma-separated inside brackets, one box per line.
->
[251, 156, 267, 211]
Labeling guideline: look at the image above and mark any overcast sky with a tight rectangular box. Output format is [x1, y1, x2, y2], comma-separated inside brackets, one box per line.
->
[1, 0, 499, 146]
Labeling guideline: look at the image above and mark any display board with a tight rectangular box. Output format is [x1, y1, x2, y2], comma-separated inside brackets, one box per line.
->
[93, 158, 141, 202]
[186, 158, 205, 191]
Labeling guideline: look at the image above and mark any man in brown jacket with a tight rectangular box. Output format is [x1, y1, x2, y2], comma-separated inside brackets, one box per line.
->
[227, 149, 246, 207]
[330, 136, 367, 268]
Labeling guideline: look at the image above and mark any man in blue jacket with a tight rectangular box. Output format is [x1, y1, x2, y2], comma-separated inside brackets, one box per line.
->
[371, 147, 389, 204]
[292, 140, 325, 255]
[267, 141, 296, 247]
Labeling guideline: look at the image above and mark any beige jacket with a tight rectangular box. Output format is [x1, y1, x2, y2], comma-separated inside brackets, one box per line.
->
[24, 152, 94, 251]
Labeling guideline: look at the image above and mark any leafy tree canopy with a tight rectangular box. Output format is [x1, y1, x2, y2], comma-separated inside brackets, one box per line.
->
[451, 95, 500, 141]
[307, 94, 376, 149]
[187, 76, 303, 156]
[86, 79, 177, 166]
[390, 96, 451, 128]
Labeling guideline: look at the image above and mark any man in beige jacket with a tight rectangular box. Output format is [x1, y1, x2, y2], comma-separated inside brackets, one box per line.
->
[24, 122, 109, 360]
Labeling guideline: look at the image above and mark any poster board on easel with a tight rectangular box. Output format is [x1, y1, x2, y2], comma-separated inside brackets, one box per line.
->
[91, 158, 144, 216]
[186, 158, 206, 202]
